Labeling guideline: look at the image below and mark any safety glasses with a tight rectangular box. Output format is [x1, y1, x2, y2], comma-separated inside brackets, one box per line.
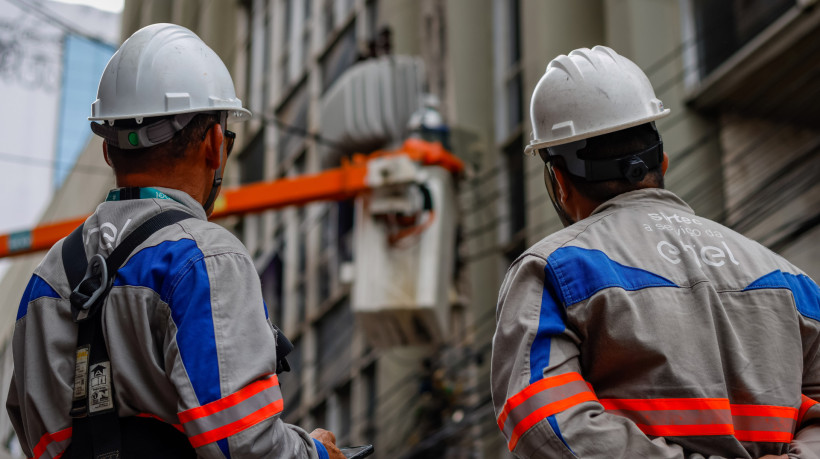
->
[202, 125, 235, 158]
[224, 130, 235, 158]
[537, 149, 558, 199]
[537, 149, 562, 212]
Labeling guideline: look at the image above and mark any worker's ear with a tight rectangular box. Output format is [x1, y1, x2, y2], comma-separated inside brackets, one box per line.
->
[102, 141, 112, 167]
[203, 123, 224, 170]
[661, 151, 669, 176]
[551, 165, 571, 206]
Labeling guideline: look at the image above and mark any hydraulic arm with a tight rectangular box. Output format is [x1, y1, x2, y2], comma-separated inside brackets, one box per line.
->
[0, 139, 462, 259]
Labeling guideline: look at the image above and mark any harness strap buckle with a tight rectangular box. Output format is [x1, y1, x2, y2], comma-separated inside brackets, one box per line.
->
[70, 254, 111, 323]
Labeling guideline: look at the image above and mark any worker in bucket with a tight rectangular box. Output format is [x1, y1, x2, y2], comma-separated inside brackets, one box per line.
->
[491, 46, 820, 458]
[7, 23, 343, 459]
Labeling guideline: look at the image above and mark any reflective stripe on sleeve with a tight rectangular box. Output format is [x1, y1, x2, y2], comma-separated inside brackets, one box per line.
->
[732, 404, 797, 443]
[178, 374, 284, 448]
[32, 427, 71, 459]
[798, 394, 819, 427]
[497, 372, 598, 451]
[601, 398, 797, 443]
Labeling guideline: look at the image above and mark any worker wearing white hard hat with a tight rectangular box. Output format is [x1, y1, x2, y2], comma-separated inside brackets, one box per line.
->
[7, 23, 344, 459]
[491, 46, 820, 458]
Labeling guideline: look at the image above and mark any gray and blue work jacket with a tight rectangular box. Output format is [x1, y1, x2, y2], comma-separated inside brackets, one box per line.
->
[7, 187, 326, 459]
[492, 188, 820, 458]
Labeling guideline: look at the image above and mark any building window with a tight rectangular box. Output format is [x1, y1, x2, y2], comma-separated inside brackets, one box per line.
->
[312, 401, 327, 430]
[502, 135, 526, 261]
[337, 200, 355, 262]
[329, 383, 352, 443]
[280, 0, 294, 88]
[505, 73, 522, 132]
[275, 82, 309, 168]
[366, 0, 378, 41]
[316, 298, 354, 394]
[322, 0, 335, 39]
[239, 128, 265, 184]
[296, 207, 307, 323]
[246, 0, 273, 113]
[362, 363, 377, 439]
[690, 0, 794, 78]
[263, 2, 273, 105]
[494, 0, 525, 260]
[320, 22, 357, 92]
[318, 206, 334, 305]
[261, 252, 284, 326]
[494, 0, 522, 139]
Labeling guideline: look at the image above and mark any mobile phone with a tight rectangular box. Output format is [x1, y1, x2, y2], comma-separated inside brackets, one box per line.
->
[339, 444, 374, 458]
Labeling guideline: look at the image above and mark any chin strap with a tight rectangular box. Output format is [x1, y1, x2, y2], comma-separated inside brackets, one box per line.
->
[202, 112, 228, 213]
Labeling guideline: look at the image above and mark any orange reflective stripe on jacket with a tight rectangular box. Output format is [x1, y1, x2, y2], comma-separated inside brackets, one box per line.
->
[178, 374, 284, 448]
[31, 427, 71, 459]
[497, 372, 598, 451]
[601, 398, 797, 443]
[499, 375, 802, 452]
[798, 394, 818, 427]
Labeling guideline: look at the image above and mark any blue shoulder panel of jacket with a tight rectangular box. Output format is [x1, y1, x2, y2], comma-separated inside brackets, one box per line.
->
[114, 238, 222, 410]
[532, 246, 678, 384]
[744, 271, 820, 322]
[545, 246, 679, 307]
[16, 274, 61, 320]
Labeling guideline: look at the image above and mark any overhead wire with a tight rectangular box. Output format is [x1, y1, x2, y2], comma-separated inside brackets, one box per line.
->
[0, 150, 110, 175]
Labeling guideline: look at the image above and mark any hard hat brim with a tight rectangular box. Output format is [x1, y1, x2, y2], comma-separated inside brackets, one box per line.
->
[89, 106, 252, 123]
[524, 109, 670, 156]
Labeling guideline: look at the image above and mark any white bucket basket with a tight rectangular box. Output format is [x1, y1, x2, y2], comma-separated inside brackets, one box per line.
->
[351, 166, 457, 347]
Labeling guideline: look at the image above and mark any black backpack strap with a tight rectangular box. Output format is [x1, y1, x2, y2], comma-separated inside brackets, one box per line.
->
[63, 210, 194, 459]
[62, 223, 88, 288]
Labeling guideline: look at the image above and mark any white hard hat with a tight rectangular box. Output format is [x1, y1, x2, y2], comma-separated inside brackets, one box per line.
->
[90, 23, 251, 124]
[524, 46, 669, 156]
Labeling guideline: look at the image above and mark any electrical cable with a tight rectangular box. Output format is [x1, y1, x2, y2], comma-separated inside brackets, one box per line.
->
[0, 150, 110, 175]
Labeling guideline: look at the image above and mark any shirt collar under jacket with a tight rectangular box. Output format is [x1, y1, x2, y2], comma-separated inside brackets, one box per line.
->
[104, 186, 209, 222]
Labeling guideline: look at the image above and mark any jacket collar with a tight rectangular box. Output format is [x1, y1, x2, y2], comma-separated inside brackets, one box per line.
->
[591, 188, 695, 217]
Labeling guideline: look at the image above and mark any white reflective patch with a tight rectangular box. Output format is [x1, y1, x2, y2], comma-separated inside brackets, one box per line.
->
[89, 361, 114, 413]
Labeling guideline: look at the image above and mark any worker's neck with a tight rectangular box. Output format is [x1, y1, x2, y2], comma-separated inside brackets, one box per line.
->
[114, 172, 208, 207]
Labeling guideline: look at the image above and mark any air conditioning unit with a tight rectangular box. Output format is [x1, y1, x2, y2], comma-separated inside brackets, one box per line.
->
[320, 55, 426, 153]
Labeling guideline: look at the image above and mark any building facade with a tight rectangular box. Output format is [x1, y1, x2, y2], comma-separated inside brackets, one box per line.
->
[1, 0, 818, 458]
